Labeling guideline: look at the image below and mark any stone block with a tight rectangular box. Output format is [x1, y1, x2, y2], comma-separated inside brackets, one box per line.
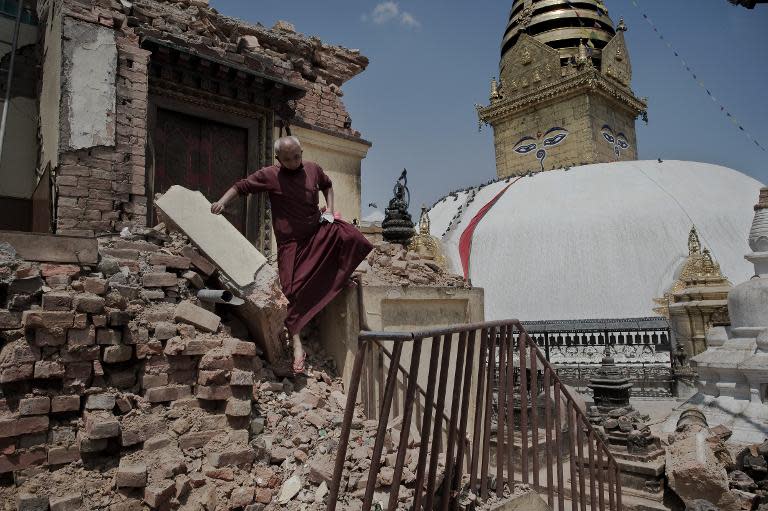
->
[84, 411, 119, 439]
[224, 339, 257, 357]
[179, 430, 222, 450]
[48, 445, 80, 465]
[51, 395, 80, 413]
[207, 446, 255, 468]
[49, 494, 82, 511]
[19, 397, 51, 416]
[67, 326, 95, 348]
[96, 328, 122, 345]
[143, 480, 175, 508]
[116, 461, 147, 488]
[225, 398, 251, 417]
[142, 373, 168, 389]
[142, 273, 178, 288]
[42, 291, 73, 311]
[22, 310, 74, 330]
[148, 253, 190, 269]
[83, 277, 108, 295]
[77, 432, 107, 453]
[229, 369, 254, 386]
[0, 416, 49, 438]
[174, 301, 220, 333]
[181, 338, 221, 356]
[182, 271, 204, 289]
[85, 393, 115, 410]
[34, 361, 65, 379]
[0, 232, 97, 264]
[108, 310, 131, 326]
[34, 329, 66, 347]
[144, 434, 173, 451]
[103, 344, 132, 363]
[144, 385, 192, 403]
[196, 384, 232, 401]
[73, 293, 105, 314]
[17, 493, 49, 511]
[181, 246, 216, 276]
[153, 321, 177, 340]
[0, 310, 21, 329]
[199, 349, 233, 370]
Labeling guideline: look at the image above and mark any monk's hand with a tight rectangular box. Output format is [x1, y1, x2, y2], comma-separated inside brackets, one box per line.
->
[320, 211, 335, 224]
[211, 202, 225, 215]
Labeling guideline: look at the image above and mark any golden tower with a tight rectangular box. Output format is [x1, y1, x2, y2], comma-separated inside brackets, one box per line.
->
[477, 0, 647, 177]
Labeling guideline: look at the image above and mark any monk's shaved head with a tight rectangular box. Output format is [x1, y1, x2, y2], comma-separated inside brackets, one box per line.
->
[274, 136, 303, 170]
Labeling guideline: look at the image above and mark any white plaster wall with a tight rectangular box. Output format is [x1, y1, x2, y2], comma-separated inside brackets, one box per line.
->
[60, 17, 117, 151]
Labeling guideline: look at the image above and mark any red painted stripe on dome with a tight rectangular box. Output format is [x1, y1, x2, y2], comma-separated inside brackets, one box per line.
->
[458, 177, 523, 280]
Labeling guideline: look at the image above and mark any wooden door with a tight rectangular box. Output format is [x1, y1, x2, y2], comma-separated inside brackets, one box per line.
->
[152, 108, 248, 232]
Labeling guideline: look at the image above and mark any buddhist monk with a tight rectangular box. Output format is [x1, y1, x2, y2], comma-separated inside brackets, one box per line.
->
[211, 136, 373, 374]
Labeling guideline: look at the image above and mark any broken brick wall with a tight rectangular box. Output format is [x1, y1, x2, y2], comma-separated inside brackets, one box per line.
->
[38, 0, 369, 237]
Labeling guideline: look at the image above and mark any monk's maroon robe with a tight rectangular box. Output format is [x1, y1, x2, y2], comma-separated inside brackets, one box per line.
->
[234, 161, 372, 335]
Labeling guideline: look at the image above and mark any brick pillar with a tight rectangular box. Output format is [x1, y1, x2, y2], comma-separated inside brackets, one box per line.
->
[54, 24, 149, 237]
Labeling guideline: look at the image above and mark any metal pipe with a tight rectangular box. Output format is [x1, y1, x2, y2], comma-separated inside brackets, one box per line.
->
[0, 0, 24, 163]
[196, 289, 244, 305]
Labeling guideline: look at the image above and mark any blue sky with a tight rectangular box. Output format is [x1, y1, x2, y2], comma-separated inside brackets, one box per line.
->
[213, 0, 768, 218]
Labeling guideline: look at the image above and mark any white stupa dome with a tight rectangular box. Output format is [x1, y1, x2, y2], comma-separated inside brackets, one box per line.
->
[428, 160, 764, 321]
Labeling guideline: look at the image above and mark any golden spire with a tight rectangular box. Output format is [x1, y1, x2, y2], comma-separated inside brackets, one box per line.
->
[688, 226, 701, 255]
[490, 77, 502, 102]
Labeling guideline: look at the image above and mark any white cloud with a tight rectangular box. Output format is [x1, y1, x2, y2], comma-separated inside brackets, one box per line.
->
[365, 2, 421, 29]
[372, 1, 399, 24]
[400, 11, 421, 28]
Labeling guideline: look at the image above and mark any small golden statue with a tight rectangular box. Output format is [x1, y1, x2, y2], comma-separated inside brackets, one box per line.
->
[408, 204, 447, 269]
[490, 77, 502, 102]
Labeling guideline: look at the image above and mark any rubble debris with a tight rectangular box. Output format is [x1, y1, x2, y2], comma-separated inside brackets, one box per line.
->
[357, 240, 467, 288]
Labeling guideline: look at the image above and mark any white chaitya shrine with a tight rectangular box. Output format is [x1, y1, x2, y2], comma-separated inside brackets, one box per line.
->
[671, 188, 768, 444]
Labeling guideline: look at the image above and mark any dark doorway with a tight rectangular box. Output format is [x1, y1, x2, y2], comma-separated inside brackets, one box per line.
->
[152, 108, 248, 232]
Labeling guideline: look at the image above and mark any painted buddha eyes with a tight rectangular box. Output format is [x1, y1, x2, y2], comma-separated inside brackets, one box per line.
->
[602, 124, 630, 158]
[616, 138, 629, 149]
[543, 133, 567, 146]
[514, 142, 538, 154]
[603, 132, 615, 144]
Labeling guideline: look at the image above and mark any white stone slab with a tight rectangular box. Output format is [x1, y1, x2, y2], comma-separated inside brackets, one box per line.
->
[155, 185, 266, 288]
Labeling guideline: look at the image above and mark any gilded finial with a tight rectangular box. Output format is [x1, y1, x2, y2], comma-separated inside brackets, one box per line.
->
[617, 17, 627, 32]
[688, 226, 701, 255]
[419, 204, 431, 234]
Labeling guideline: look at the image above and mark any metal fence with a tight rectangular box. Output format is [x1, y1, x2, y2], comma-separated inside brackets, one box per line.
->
[327, 320, 623, 511]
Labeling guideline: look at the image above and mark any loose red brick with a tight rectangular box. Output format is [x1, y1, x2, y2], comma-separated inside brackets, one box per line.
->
[67, 326, 96, 348]
[143, 480, 175, 508]
[142, 273, 178, 288]
[0, 311, 21, 330]
[50, 494, 82, 511]
[144, 385, 192, 403]
[0, 416, 49, 438]
[42, 291, 73, 311]
[83, 277, 108, 295]
[34, 361, 65, 379]
[41, 264, 80, 278]
[73, 293, 105, 314]
[47, 445, 80, 465]
[116, 461, 147, 488]
[34, 329, 66, 347]
[196, 385, 232, 401]
[22, 311, 74, 330]
[84, 411, 119, 439]
[0, 448, 47, 474]
[148, 253, 190, 269]
[178, 430, 222, 450]
[96, 328, 122, 345]
[18, 397, 50, 416]
[51, 395, 80, 413]
[224, 339, 257, 357]
[103, 345, 132, 363]
[181, 246, 216, 276]
[174, 301, 220, 333]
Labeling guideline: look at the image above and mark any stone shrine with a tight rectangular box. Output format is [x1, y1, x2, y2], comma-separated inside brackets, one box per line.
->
[684, 187, 768, 444]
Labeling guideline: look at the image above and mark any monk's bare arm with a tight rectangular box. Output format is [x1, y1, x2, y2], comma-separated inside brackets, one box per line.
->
[211, 186, 238, 215]
[322, 187, 335, 213]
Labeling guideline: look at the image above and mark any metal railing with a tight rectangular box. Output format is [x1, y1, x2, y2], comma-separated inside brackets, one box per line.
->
[327, 320, 623, 511]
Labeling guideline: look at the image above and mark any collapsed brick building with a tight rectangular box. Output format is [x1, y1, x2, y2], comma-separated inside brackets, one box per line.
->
[1, 0, 372, 254]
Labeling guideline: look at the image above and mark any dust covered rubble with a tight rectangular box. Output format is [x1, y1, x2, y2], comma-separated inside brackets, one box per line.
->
[0, 226, 446, 509]
[355, 240, 466, 288]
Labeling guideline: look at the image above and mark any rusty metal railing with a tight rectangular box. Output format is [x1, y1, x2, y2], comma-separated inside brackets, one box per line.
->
[327, 320, 623, 511]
